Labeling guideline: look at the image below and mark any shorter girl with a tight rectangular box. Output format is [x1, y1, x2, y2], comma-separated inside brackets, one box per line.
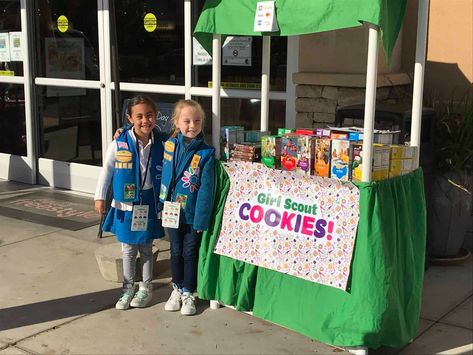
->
[159, 99, 215, 316]
[95, 95, 167, 310]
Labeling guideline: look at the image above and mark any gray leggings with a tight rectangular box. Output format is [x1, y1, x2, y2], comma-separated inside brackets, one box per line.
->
[122, 241, 153, 290]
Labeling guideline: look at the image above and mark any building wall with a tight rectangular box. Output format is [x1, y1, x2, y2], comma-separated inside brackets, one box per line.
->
[299, 24, 403, 74]
[403, 0, 473, 101]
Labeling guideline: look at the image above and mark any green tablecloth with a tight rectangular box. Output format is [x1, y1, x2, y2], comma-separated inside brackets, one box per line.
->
[198, 161, 427, 348]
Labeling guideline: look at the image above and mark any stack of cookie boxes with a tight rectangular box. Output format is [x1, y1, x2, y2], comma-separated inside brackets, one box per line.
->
[260, 127, 417, 182]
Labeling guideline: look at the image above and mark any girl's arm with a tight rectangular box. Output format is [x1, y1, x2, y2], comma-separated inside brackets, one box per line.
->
[94, 141, 117, 215]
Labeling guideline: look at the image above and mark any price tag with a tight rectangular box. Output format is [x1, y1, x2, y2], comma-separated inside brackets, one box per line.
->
[162, 201, 181, 229]
[131, 205, 149, 231]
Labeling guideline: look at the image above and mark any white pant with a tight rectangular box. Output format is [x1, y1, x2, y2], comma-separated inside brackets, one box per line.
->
[121, 241, 153, 290]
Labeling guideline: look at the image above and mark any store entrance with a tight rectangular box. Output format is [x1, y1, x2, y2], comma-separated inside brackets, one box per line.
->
[33, 0, 104, 191]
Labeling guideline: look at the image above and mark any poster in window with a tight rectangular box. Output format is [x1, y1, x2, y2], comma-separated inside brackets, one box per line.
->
[0, 33, 11, 62]
[222, 36, 252, 66]
[45, 37, 86, 97]
[8, 32, 22, 61]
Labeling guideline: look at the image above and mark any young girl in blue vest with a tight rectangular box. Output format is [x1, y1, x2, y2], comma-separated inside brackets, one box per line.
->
[160, 99, 215, 316]
[94, 95, 168, 310]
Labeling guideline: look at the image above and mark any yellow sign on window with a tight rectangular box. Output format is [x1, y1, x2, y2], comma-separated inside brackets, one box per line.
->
[144, 13, 157, 32]
[57, 15, 69, 33]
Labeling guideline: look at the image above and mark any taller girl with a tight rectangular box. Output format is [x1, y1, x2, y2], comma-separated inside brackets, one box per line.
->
[160, 99, 215, 316]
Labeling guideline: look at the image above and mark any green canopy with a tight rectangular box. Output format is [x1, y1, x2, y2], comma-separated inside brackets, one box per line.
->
[194, 0, 407, 66]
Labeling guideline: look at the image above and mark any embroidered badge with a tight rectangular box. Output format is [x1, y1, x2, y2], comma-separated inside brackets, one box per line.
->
[115, 150, 132, 163]
[190, 154, 201, 169]
[176, 193, 188, 209]
[117, 141, 129, 149]
[164, 152, 172, 161]
[181, 167, 200, 192]
[165, 141, 175, 152]
[124, 183, 136, 200]
[159, 184, 167, 200]
[115, 162, 133, 169]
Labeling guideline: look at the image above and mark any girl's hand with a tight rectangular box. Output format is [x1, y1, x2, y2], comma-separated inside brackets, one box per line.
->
[197, 230, 203, 234]
[95, 200, 105, 216]
[113, 128, 124, 140]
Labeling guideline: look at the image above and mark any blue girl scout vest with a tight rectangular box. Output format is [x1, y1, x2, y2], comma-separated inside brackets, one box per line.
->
[159, 133, 215, 231]
[112, 130, 166, 211]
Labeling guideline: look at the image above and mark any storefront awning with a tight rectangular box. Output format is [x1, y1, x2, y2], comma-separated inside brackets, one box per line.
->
[194, 0, 407, 65]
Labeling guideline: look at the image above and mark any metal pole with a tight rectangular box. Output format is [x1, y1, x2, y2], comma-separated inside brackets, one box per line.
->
[410, 0, 430, 168]
[109, 0, 121, 132]
[212, 35, 222, 157]
[261, 36, 271, 132]
[361, 24, 380, 183]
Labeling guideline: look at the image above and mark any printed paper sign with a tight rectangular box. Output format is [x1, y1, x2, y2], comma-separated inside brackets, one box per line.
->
[223, 37, 252, 66]
[0, 33, 11, 62]
[9, 32, 23, 61]
[193, 37, 212, 66]
[254, 1, 279, 33]
[215, 162, 360, 290]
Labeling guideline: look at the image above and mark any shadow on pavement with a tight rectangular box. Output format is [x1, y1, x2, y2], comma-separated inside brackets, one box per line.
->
[0, 288, 120, 331]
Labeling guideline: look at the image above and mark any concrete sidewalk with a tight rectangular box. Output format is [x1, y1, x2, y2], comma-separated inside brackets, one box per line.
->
[0, 181, 472, 354]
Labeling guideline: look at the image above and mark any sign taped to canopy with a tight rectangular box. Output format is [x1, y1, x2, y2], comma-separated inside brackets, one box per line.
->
[214, 161, 360, 290]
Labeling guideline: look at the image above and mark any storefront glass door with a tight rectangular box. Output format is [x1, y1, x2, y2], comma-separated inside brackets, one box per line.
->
[33, 0, 104, 191]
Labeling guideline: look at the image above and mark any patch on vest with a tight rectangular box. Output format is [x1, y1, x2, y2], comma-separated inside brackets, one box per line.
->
[190, 154, 201, 169]
[176, 193, 188, 209]
[165, 141, 175, 152]
[164, 152, 172, 161]
[116, 150, 132, 163]
[124, 183, 136, 200]
[115, 162, 133, 169]
[159, 184, 167, 200]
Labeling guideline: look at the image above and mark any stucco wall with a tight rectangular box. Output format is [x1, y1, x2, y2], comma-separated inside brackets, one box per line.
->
[299, 24, 403, 74]
[403, 0, 473, 100]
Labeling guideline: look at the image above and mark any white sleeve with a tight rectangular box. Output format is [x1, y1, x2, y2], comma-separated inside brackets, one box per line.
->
[94, 141, 117, 200]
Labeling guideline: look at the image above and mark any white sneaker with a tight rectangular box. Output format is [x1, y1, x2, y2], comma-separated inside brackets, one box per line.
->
[164, 286, 182, 311]
[130, 282, 152, 308]
[181, 293, 196, 316]
[115, 287, 136, 310]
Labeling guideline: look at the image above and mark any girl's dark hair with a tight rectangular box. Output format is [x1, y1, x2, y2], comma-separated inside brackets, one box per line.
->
[126, 95, 158, 116]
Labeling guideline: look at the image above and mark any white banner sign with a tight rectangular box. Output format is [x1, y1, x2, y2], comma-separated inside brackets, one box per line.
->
[215, 162, 360, 290]
[254, 1, 279, 32]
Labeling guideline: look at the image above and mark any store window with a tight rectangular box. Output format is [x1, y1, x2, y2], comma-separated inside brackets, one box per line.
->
[34, 0, 99, 80]
[37, 87, 102, 165]
[191, 1, 287, 91]
[115, 92, 182, 132]
[115, 1, 184, 85]
[195, 96, 286, 143]
[0, 83, 26, 155]
[0, 0, 23, 77]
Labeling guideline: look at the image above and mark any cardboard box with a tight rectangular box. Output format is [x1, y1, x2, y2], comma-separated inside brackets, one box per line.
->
[296, 135, 315, 175]
[372, 167, 389, 181]
[280, 135, 299, 172]
[261, 135, 281, 168]
[350, 143, 390, 182]
[316, 128, 331, 138]
[389, 158, 415, 176]
[330, 139, 351, 181]
[278, 128, 295, 135]
[314, 138, 331, 177]
[220, 126, 244, 161]
[244, 130, 270, 143]
[295, 128, 315, 135]
[390, 145, 417, 160]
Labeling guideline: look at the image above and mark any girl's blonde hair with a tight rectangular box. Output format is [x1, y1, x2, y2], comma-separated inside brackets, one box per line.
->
[171, 99, 206, 138]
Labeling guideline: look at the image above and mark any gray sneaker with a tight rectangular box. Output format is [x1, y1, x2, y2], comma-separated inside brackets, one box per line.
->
[130, 282, 152, 308]
[164, 285, 182, 311]
[181, 293, 196, 316]
[115, 287, 136, 310]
